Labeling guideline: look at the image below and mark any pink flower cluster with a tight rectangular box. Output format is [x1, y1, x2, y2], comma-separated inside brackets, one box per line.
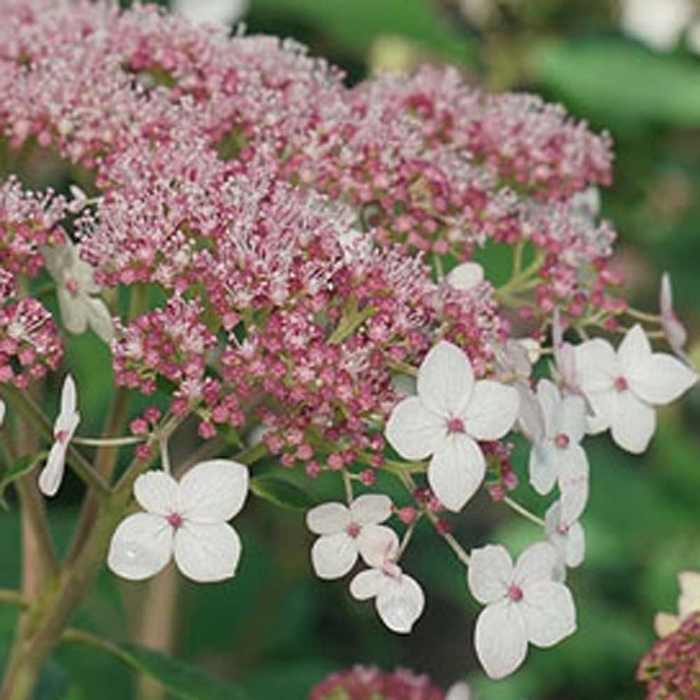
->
[0, 0, 621, 489]
[637, 611, 700, 699]
[309, 665, 444, 700]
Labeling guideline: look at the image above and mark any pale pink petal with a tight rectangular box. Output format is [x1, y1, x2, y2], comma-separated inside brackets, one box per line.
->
[474, 601, 528, 680]
[610, 391, 656, 454]
[463, 380, 519, 440]
[514, 542, 558, 587]
[529, 443, 558, 495]
[38, 443, 67, 497]
[174, 522, 241, 582]
[349, 568, 384, 600]
[417, 341, 473, 417]
[107, 513, 173, 581]
[628, 353, 697, 406]
[558, 444, 589, 523]
[306, 502, 350, 535]
[376, 573, 425, 633]
[134, 470, 178, 515]
[311, 532, 358, 579]
[357, 526, 400, 568]
[350, 494, 393, 525]
[178, 459, 248, 522]
[520, 581, 576, 647]
[468, 544, 513, 605]
[428, 434, 485, 512]
[385, 396, 445, 460]
[575, 339, 618, 394]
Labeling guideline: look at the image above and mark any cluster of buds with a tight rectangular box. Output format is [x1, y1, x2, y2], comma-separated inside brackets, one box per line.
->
[0, 0, 697, 690]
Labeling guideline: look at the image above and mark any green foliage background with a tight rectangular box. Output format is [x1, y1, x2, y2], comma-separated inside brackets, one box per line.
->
[2, 1, 700, 698]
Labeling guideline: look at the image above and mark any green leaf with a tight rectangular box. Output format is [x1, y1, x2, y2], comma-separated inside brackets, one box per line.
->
[0, 453, 46, 508]
[250, 475, 314, 510]
[64, 636, 250, 700]
[533, 37, 700, 127]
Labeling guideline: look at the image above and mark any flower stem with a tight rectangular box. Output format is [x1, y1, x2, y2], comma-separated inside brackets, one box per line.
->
[502, 496, 545, 526]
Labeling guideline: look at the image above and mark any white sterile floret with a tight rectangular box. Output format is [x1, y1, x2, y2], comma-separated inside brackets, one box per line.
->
[468, 542, 576, 679]
[306, 494, 394, 580]
[386, 341, 519, 512]
[660, 272, 689, 360]
[545, 500, 585, 576]
[654, 571, 700, 637]
[528, 379, 589, 523]
[38, 374, 80, 497]
[108, 459, 248, 583]
[349, 527, 425, 634]
[445, 682, 472, 700]
[42, 242, 114, 344]
[575, 324, 697, 454]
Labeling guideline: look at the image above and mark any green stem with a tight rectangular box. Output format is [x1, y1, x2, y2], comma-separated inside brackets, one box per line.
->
[503, 496, 545, 526]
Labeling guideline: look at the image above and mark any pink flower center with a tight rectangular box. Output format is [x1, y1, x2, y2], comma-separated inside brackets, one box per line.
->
[614, 375, 628, 392]
[554, 432, 570, 449]
[167, 512, 183, 530]
[446, 417, 465, 434]
[65, 278, 79, 296]
[507, 584, 523, 602]
[346, 522, 361, 538]
[55, 429, 68, 444]
[381, 560, 401, 579]
[557, 522, 569, 535]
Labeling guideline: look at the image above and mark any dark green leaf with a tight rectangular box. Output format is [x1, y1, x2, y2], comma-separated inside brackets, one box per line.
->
[250, 475, 314, 510]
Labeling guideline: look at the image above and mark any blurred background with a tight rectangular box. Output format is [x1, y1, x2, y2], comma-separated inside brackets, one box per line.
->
[3, 0, 700, 698]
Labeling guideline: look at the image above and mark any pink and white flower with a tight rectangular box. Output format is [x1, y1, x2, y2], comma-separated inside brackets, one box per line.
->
[386, 341, 519, 512]
[38, 374, 80, 497]
[544, 500, 585, 573]
[575, 324, 697, 453]
[349, 527, 425, 634]
[306, 494, 395, 580]
[468, 542, 576, 679]
[108, 459, 248, 583]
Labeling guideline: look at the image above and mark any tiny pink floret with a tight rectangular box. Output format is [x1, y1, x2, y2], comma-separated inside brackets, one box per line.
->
[614, 376, 628, 392]
[446, 417, 465, 434]
[507, 584, 523, 602]
[555, 432, 570, 449]
[346, 522, 361, 538]
[167, 512, 183, 530]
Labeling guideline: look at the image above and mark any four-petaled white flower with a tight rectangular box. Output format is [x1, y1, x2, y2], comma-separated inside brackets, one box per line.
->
[575, 324, 697, 453]
[306, 494, 395, 580]
[529, 379, 589, 523]
[660, 272, 689, 360]
[654, 570, 700, 637]
[108, 459, 248, 583]
[468, 542, 576, 679]
[38, 374, 80, 497]
[544, 500, 585, 577]
[42, 242, 114, 344]
[349, 527, 425, 634]
[386, 341, 519, 512]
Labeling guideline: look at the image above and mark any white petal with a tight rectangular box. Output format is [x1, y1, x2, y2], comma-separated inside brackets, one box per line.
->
[306, 502, 349, 535]
[515, 542, 558, 587]
[357, 526, 400, 568]
[660, 272, 688, 356]
[59, 291, 89, 335]
[618, 324, 652, 375]
[38, 443, 67, 497]
[654, 612, 680, 637]
[350, 494, 393, 525]
[0, 399, 5, 427]
[515, 382, 546, 444]
[54, 410, 80, 441]
[557, 444, 589, 523]
[178, 459, 249, 522]
[585, 390, 615, 434]
[174, 0, 248, 26]
[446, 262, 484, 291]
[545, 502, 585, 568]
[575, 339, 618, 394]
[536, 379, 560, 438]
[445, 683, 473, 700]
[529, 443, 558, 495]
[559, 395, 586, 445]
[610, 391, 656, 454]
[311, 532, 358, 579]
[385, 396, 445, 460]
[428, 434, 485, 512]
[134, 470, 179, 516]
[60, 374, 78, 417]
[678, 571, 700, 618]
[85, 297, 115, 344]
[376, 573, 425, 633]
[562, 522, 585, 568]
[107, 513, 173, 581]
[628, 353, 697, 406]
[417, 341, 473, 417]
[468, 544, 513, 604]
[520, 581, 576, 647]
[463, 380, 519, 441]
[174, 522, 242, 582]
[474, 601, 528, 680]
[349, 568, 384, 600]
